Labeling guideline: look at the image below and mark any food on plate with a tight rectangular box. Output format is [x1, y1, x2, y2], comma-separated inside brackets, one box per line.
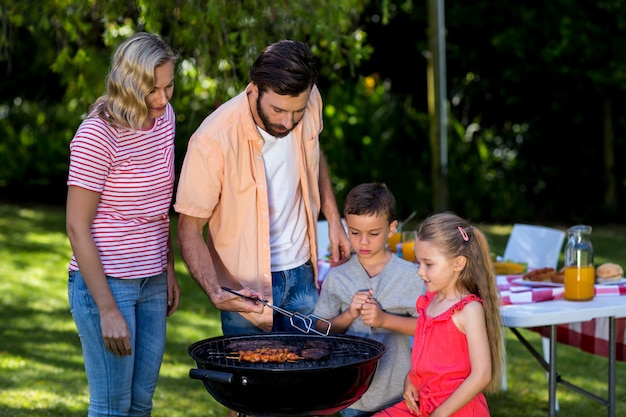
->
[522, 267, 565, 284]
[229, 348, 301, 363]
[595, 262, 623, 283]
[494, 261, 527, 275]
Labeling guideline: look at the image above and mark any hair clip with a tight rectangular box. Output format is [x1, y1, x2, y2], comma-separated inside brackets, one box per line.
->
[458, 226, 469, 242]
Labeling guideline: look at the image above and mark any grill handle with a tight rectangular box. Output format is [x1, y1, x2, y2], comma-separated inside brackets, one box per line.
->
[189, 368, 234, 385]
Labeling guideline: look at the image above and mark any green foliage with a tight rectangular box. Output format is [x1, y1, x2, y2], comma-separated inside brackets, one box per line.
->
[3, 1, 626, 223]
[321, 74, 431, 219]
[0, 0, 377, 204]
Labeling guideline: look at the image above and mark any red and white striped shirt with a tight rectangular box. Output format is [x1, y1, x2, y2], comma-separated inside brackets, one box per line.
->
[67, 104, 176, 279]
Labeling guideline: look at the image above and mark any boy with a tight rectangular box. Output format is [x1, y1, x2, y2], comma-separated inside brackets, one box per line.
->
[314, 182, 426, 417]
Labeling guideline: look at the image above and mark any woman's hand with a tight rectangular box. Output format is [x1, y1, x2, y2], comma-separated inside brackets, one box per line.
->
[166, 262, 180, 316]
[100, 307, 131, 357]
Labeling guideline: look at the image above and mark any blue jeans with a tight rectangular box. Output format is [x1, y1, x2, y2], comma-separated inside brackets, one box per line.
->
[341, 408, 376, 417]
[221, 260, 318, 335]
[68, 270, 168, 417]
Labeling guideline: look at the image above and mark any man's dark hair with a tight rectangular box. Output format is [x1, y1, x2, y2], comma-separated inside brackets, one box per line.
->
[250, 40, 318, 96]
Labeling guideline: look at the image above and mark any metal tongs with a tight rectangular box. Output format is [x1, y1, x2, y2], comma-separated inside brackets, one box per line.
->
[222, 287, 332, 336]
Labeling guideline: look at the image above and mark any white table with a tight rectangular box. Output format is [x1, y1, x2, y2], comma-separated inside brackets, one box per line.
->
[500, 296, 626, 417]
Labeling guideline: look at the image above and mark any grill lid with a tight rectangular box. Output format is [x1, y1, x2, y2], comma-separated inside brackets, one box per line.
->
[188, 333, 385, 371]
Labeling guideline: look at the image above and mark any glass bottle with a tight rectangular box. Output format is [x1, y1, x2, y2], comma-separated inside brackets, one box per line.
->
[564, 225, 595, 301]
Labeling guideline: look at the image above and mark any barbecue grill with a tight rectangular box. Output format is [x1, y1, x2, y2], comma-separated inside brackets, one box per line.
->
[188, 333, 386, 416]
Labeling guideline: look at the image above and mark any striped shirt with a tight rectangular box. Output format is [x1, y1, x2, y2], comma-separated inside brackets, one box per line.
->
[67, 103, 176, 279]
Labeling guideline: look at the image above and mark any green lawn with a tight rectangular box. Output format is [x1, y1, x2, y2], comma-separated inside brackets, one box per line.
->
[1, 204, 625, 417]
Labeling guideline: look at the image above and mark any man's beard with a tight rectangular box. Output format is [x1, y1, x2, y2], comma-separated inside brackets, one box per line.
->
[256, 96, 302, 138]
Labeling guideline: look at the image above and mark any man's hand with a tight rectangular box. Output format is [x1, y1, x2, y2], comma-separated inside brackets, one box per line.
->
[328, 220, 351, 266]
[213, 287, 265, 314]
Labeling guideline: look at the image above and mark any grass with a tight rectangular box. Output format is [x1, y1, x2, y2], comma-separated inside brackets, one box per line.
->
[1, 204, 625, 416]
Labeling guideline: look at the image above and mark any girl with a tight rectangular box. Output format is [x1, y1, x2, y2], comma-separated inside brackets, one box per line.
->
[374, 212, 503, 417]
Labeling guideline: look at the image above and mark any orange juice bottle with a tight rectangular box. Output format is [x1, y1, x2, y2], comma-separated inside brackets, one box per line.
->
[387, 232, 402, 253]
[401, 231, 417, 263]
[402, 241, 416, 263]
[564, 225, 594, 301]
[564, 265, 595, 301]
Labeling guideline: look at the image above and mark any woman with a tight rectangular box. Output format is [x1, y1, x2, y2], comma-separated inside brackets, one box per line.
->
[66, 32, 180, 416]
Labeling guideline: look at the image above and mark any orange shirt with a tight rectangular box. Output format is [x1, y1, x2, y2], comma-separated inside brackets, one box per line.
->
[174, 84, 323, 328]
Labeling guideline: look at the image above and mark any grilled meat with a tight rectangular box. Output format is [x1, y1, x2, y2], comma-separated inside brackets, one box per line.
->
[300, 348, 331, 361]
[304, 340, 332, 351]
[231, 348, 301, 363]
[226, 339, 297, 352]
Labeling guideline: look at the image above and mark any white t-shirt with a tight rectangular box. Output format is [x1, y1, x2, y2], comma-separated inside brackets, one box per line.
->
[260, 128, 310, 271]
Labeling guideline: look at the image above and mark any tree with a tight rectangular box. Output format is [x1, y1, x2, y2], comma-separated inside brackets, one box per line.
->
[0, 0, 377, 203]
[3, 0, 626, 224]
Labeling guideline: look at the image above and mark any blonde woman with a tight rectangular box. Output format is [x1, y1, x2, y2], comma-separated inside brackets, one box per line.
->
[66, 32, 180, 416]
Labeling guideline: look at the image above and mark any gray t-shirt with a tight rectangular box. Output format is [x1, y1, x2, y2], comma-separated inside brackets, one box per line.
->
[313, 254, 426, 412]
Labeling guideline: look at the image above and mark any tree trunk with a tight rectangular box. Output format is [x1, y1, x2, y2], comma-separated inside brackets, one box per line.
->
[427, 0, 449, 211]
[603, 95, 617, 214]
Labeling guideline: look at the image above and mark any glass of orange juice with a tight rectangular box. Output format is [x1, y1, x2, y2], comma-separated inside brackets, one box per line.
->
[401, 231, 417, 263]
[387, 232, 402, 253]
[564, 265, 595, 301]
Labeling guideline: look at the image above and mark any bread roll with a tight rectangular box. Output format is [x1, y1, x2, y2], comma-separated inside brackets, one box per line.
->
[550, 272, 565, 284]
[595, 263, 623, 283]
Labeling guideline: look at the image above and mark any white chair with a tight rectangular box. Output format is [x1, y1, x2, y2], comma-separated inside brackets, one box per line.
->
[317, 219, 350, 287]
[500, 224, 565, 408]
[317, 219, 350, 260]
[317, 220, 331, 260]
[502, 224, 566, 271]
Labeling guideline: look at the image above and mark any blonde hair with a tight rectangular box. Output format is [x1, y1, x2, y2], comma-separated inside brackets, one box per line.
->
[90, 32, 178, 130]
[417, 211, 504, 393]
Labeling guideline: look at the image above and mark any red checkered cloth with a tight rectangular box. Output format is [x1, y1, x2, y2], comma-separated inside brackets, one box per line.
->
[531, 318, 626, 361]
[498, 275, 626, 362]
[498, 275, 626, 305]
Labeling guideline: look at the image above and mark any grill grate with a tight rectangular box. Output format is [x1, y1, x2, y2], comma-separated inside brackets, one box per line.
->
[189, 333, 385, 370]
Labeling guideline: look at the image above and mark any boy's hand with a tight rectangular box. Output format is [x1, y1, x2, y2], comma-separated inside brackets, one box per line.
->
[360, 296, 383, 327]
[348, 290, 372, 319]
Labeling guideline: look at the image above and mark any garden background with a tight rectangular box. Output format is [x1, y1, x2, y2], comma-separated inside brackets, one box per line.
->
[2, 1, 626, 416]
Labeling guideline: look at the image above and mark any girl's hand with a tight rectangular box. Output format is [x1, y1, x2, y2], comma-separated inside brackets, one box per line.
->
[403, 376, 420, 414]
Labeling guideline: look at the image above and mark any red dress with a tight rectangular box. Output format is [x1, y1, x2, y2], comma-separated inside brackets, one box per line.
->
[373, 292, 490, 417]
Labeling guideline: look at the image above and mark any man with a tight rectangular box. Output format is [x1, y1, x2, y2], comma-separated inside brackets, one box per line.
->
[174, 40, 350, 335]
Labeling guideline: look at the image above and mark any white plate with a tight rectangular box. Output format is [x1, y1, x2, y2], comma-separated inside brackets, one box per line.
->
[512, 277, 626, 287]
[596, 277, 626, 285]
[511, 278, 562, 288]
